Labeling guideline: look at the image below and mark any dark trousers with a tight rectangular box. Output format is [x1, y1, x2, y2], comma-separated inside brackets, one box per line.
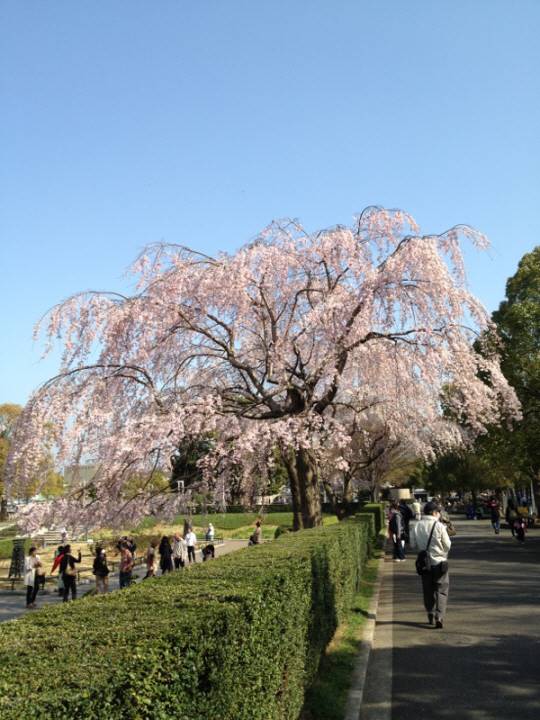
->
[26, 578, 38, 606]
[421, 565, 449, 621]
[62, 574, 77, 602]
[119, 571, 133, 588]
[187, 546, 196, 563]
[174, 557, 184, 570]
[392, 537, 405, 559]
[160, 558, 173, 574]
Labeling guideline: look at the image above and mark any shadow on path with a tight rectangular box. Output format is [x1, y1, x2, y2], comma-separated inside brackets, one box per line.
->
[362, 520, 540, 720]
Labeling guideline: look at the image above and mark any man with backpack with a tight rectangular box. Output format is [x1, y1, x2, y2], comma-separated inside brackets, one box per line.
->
[410, 501, 452, 629]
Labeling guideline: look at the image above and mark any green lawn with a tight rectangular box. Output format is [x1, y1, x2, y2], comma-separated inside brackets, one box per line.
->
[131, 511, 338, 540]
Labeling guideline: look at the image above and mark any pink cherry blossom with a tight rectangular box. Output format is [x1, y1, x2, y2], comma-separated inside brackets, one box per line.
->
[6, 207, 520, 530]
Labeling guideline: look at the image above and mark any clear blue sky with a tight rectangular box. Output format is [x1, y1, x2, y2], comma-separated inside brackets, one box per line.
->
[1, 0, 539, 405]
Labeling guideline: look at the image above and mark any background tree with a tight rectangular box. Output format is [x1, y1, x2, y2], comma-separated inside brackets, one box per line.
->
[417, 248, 539, 505]
[169, 437, 214, 492]
[419, 447, 514, 502]
[6, 208, 519, 532]
[491, 246, 540, 504]
[0, 404, 22, 518]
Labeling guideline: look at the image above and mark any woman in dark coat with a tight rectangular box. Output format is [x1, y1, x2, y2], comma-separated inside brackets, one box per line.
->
[158, 535, 173, 574]
[59, 544, 82, 602]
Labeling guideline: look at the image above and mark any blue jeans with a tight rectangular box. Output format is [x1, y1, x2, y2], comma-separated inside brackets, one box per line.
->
[393, 537, 405, 559]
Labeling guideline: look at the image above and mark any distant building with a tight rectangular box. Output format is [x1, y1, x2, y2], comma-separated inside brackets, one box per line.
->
[63, 464, 98, 489]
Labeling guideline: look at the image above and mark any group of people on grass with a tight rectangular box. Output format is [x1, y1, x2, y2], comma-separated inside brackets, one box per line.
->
[24, 520, 222, 609]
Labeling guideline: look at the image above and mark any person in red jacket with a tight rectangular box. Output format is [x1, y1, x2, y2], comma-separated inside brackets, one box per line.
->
[51, 544, 66, 596]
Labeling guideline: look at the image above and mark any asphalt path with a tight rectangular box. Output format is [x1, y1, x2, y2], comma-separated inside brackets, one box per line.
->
[0, 539, 248, 623]
[360, 519, 540, 720]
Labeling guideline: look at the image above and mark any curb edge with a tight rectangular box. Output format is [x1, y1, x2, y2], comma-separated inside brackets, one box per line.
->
[343, 551, 386, 720]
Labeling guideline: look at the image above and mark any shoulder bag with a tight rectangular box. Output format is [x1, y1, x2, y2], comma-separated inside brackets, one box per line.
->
[415, 522, 437, 576]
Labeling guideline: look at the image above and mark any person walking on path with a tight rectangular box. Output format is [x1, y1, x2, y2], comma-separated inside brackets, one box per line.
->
[119, 542, 134, 588]
[172, 533, 186, 570]
[185, 528, 197, 563]
[159, 535, 174, 574]
[59, 545, 82, 602]
[490, 501, 501, 535]
[506, 498, 518, 536]
[92, 547, 110, 594]
[144, 540, 159, 578]
[24, 546, 40, 609]
[410, 501, 452, 629]
[389, 503, 406, 561]
[399, 500, 414, 543]
[205, 522, 215, 541]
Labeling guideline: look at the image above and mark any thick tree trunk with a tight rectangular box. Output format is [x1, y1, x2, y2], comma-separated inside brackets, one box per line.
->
[281, 448, 304, 530]
[322, 474, 356, 520]
[296, 448, 322, 528]
[281, 447, 322, 529]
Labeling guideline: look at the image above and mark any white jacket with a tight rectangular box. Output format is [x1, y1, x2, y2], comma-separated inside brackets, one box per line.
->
[172, 537, 187, 560]
[24, 555, 38, 586]
[410, 517, 451, 564]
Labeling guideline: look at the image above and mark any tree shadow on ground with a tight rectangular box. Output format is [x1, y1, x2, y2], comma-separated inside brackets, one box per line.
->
[381, 634, 540, 720]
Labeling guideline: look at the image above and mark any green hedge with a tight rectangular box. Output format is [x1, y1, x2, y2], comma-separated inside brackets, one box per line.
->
[359, 503, 385, 535]
[0, 514, 374, 720]
[0, 537, 30, 561]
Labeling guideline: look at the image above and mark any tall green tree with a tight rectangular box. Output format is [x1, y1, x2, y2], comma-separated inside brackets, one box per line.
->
[492, 247, 540, 504]
[0, 404, 23, 517]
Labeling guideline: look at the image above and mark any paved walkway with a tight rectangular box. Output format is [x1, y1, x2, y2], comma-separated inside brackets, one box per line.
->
[360, 519, 540, 720]
[0, 539, 247, 623]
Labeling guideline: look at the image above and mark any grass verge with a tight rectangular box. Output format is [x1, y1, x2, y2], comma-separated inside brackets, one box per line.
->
[300, 549, 382, 720]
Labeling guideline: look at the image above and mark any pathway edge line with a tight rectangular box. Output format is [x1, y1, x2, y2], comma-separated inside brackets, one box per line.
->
[343, 551, 385, 720]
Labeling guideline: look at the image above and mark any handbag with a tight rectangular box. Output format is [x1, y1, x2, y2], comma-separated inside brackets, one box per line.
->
[415, 522, 437, 576]
[64, 561, 77, 577]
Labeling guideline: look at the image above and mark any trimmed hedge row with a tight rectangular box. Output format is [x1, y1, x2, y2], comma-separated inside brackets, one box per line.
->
[0, 514, 375, 720]
[0, 537, 30, 560]
[360, 503, 386, 535]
